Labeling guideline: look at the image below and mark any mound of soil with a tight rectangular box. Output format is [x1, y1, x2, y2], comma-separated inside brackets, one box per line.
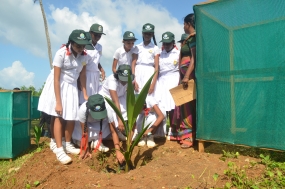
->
[5, 138, 264, 189]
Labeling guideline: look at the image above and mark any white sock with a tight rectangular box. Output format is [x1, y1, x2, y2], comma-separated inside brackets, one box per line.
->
[62, 137, 65, 142]
[51, 138, 56, 143]
[65, 141, 71, 146]
[56, 146, 64, 151]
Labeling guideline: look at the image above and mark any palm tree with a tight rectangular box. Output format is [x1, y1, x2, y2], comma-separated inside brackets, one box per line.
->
[34, 0, 53, 69]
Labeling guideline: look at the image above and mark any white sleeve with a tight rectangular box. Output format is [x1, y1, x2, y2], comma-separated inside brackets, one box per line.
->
[154, 46, 160, 56]
[146, 96, 158, 108]
[106, 106, 114, 123]
[86, 53, 93, 65]
[78, 102, 88, 123]
[52, 48, 64, 67]
[132, 46, 139, 54]
[107, 76, 118, 91]
[113, 48, 120, 60]
[97, 44, 102, 57]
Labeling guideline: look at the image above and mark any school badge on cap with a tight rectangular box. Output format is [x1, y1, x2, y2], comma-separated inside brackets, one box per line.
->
[95, 105, 101, 111]
[122, 70, 129, 76]
[160, 31, 175, 43]
[129, 32, 134, 37]
[69, 29, 92, 46]
[123, 31, 137, 40]
[78, 33, 86, 39]
[142, 23, 155, 33]
[163, 34, 169, 39]
[145, 25, 152, 30]
[90, 23, 106, 35]
[117, 64, 134, 82]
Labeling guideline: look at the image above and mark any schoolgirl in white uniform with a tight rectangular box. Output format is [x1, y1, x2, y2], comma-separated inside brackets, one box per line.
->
[72, 94, 125, 164]
[136, 95, 166, 148]
[99, 64, 135, 139]
[112, 31, 138, 73]
[38, 30, 92, 164]
[156, 32, 180, 122]
[133, 23, 160, 96]
[79, 24, 106, 104]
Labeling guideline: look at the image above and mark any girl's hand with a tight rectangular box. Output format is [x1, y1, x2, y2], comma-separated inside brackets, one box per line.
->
[116, 150, 125, 164]
[148, 83, 155, 94]
[134, 80, 139, 92]
[181, 77, 189, 89]
[79, 147, 92, 160]
[118, 120, 125, 132]
[55, 103, 63, 116]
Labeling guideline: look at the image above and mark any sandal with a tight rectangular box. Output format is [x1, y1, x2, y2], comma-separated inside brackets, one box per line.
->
[180, 137, 193, 149]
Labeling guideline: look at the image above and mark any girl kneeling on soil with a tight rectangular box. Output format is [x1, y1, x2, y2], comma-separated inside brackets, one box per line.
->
[137, 96, 166, 148]
[72, 94, 125, 163]
[99, 64, 136, 141]
[38, 30, 91, 164]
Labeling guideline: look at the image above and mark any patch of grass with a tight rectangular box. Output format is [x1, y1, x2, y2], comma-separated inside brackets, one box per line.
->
[222, 154, 285, 188]
[0, 119, 44, 188]
[206, 143, 285, 162]
[0, 152, 35, 187]
[219, 150, 239, 161]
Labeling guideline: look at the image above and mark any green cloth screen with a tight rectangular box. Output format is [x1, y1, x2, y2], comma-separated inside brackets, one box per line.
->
[194, 0, 285, 150]
[0, 91, 31, 158]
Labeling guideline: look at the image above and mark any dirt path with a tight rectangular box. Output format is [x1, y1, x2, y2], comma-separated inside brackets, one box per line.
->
[5, 138, 263, 189]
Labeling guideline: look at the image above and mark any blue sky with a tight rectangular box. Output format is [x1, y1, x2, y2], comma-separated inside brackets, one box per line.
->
[0, 0, 203, 90]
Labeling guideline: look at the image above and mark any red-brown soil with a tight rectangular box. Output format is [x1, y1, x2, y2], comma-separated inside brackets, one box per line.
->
[4, 137, 265, 189]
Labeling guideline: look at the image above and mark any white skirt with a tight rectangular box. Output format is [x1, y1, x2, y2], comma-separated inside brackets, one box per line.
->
[72, 119, 111, 142]
[136, 112, 167, 137]
[155, 71, 179, 111]
[135, 64, 155, 93]
[79, 70, 100, 105]
[38, 73, 79, 120]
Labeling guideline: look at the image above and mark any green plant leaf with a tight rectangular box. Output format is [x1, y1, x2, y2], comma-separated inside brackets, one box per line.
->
[26, 184, 31, 188]
[33, 180, 40, 186]
[104, 97, 126, 129]
[129, 123, 151, 156]
[126, 71, 135, 132]
[132, 72, 155, 122]
[213, 173, 219, 181]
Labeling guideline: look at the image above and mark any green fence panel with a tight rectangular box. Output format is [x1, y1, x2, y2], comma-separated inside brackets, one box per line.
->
[31, 96, 40, 119]
[194, 0, 285, 151]
[0, 91, 31, 158]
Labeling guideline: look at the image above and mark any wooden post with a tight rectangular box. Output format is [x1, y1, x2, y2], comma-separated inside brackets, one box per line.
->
[198, 140, 205, 152]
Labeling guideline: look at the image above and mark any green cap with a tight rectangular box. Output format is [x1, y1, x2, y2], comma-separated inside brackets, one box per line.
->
[159, 31, 175, 43]
[142, 23, 155, 33]
[87, 94, 107, 120]
[68, 30, 93, 46]
[123, 31, 137, 40]
[116, 65, 134, 82]
[84, 32, 95, 50]
[177, 33, 189, 43]
[90, 23, 106, 35]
